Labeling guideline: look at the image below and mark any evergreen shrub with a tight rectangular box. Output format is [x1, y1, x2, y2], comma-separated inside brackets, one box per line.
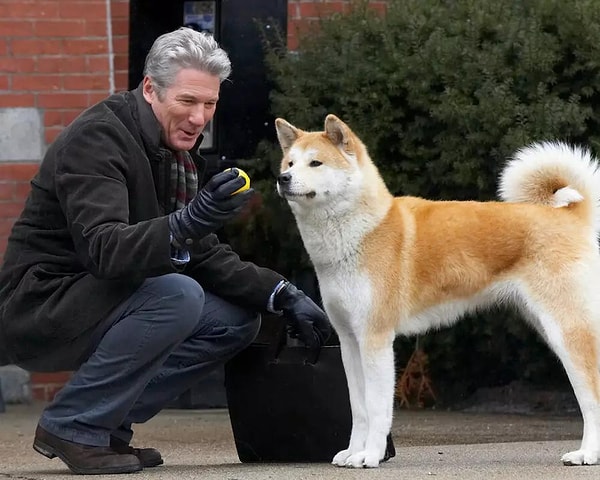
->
[227, 0, 600, 403]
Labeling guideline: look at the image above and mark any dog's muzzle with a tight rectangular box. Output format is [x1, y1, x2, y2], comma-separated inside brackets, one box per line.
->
[277, 172, 316, 199]
[277, 172, 292, 198]
[277, 172, 292, 187]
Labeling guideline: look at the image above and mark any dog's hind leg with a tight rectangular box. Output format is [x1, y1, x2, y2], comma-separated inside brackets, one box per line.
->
[528, 287, 600, 466]
[332, 330, 368, 466]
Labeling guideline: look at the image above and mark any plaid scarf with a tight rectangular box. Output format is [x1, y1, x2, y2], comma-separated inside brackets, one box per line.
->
[170, 150, 198, 211]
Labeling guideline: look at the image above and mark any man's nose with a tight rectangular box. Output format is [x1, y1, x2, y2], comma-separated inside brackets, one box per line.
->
[189, 105, 206, 126]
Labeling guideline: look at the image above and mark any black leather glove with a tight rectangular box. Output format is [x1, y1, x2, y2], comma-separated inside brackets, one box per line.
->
[274, 281, 331, 348]
[168, 168, 254, 247]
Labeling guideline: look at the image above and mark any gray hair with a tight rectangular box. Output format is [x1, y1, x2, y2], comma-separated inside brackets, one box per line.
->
[143, 27, 231, 97]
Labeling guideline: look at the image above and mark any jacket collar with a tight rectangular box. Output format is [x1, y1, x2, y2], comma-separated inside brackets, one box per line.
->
[133, 83, 164, 160]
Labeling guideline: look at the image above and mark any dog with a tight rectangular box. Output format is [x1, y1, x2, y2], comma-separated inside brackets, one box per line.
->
[275, 114, 600, 468]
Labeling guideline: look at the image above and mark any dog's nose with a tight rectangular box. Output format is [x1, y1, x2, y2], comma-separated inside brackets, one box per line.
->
[278, 172, 292, 185]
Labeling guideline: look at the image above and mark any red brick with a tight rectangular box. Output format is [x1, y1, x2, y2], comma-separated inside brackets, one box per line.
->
[110, 0, 130, 19]
[36, 56, 87, 74]
[111, 18, 129, 36]
[0, 93, 35, 107]
[0, 57, 36, 74]
[287, 33, 299, 51]
[38, 92, 90, 108]
[45, 127, 64, 145]
[31, 384, 66, 402]
[11, 38, 63, 55]
[14, 181, 32, 200]
[30, 371, 73, 384]
[0, 76, 9, 90]
[63, 39, 108, 55]
[0, 163, 40, 181]
[0, 183, 16, 201]
[87, 55, 110, 73]
[87, 92, 109, 104]
[63, 74, 109, 91]
[0, 39, 7, 56]
[112, 36, 128, 56]
[34, 20, 87, 37]
[288, 2, 300, 20]
[0, 202, 25, 219]
[298, 2, 320, 18]
[62, 109, 83, 125]
[0, 219, 15, 237]
[113, 54, 129, 71]
[0, 20, 35, 36]
[114, 71, 129, 91]
[12, 74, 63, 91]
[59, 2, 107, 20]
[0, 1, 60, 20]
[44, 109, 63, 127]
[85, 20, 108, 37]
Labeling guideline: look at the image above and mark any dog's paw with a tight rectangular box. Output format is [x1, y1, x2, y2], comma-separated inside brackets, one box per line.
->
[562, 449, 599, 466]
[332, 449, 352, 466]
[344, 450, 381, 468]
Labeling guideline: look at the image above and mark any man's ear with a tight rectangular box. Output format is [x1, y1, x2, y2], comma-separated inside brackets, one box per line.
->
[142, 76, 155, 103]
[275, 118, 302, 152]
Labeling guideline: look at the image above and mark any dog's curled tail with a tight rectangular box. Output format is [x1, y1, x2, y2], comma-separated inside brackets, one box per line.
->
[499, 141, 600, 233]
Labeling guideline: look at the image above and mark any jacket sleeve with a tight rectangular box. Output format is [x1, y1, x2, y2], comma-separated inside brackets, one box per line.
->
[185, 233, 285, 312]
[54, 119, 178, 280]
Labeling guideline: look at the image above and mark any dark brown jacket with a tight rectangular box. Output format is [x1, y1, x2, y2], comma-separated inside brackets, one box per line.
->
[0, 86, 283, 365]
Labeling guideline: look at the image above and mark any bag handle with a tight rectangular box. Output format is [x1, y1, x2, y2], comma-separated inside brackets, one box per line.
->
[267, 320, 322, 365]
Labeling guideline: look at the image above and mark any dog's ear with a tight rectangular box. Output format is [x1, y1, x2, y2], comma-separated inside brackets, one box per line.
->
[324, 114, 352, 149]
[275, 118, 302, 152]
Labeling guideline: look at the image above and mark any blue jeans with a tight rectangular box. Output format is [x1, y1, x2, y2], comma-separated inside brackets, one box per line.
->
[29, 273, 260, 446]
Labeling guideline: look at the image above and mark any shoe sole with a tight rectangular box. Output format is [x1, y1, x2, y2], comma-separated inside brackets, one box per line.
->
[33, 438, 142, 475]
[143, 458, 164, 468]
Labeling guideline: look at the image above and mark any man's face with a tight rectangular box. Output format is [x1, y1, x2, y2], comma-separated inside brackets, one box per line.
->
[142, 68, 220, 151]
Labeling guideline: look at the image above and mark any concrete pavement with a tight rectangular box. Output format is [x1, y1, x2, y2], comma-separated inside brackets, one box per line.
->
[0, 402, 595, 480]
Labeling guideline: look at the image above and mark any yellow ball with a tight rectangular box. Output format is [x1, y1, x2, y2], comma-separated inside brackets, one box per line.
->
[224, 168, 251, 195]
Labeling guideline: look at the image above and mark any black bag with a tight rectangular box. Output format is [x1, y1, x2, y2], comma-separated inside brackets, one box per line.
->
[224, 317, 395, 463]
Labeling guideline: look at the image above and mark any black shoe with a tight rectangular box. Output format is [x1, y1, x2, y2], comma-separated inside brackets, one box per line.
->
[110, 436, 164, 468]
[33, 425, 142, 475]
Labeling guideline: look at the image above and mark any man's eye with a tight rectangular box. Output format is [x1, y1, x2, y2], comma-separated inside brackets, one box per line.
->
[309, 160, 322, 167]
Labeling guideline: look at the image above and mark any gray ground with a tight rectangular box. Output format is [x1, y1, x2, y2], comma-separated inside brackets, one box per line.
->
[0, 402, 593, 480]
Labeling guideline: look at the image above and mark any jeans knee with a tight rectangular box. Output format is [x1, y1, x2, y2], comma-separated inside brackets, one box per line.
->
[144, 274, 205, 337]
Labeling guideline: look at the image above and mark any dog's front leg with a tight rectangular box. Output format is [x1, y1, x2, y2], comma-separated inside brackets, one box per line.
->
[344, 340, 395, 468]
[332, 331, 368, 466]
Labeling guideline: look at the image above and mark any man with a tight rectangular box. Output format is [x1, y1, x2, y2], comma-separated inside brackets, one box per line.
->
[0, 27, 330, 475]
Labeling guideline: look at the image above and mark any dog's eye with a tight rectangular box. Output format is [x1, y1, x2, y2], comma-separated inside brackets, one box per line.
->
[309, 160, 322, 167]
[288, 161, 293, 168]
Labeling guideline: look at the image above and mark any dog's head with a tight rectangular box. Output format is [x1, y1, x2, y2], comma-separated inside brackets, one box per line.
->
[274, 115, 370, 213]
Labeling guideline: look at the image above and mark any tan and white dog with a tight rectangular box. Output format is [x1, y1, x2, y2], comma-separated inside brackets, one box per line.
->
[275, 114, 600, 468]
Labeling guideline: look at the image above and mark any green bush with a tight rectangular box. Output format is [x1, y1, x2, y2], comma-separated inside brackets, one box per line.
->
[227, 0, 600, 403]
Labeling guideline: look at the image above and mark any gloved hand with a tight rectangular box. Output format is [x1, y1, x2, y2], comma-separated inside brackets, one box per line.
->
[274, 281, 331, 348]
[168, 169, 254, 247]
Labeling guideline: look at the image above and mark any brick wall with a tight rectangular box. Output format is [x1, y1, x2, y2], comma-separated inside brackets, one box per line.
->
[0, 0, 384, 402]
[0, 0, 129, 268]
[287, 0, 387, 50]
